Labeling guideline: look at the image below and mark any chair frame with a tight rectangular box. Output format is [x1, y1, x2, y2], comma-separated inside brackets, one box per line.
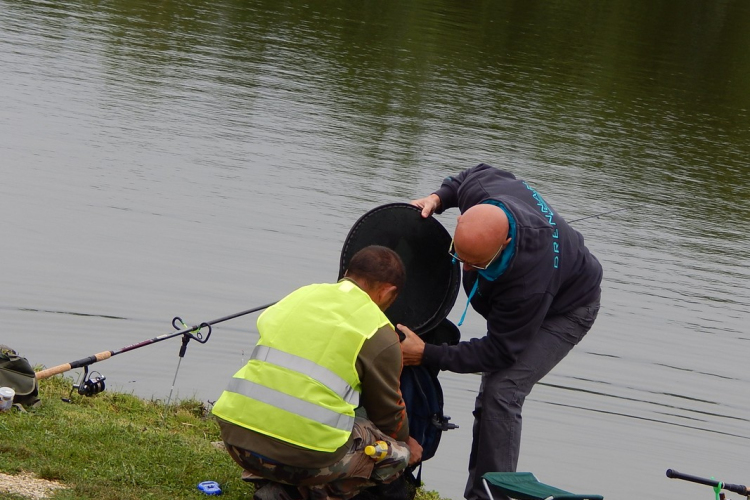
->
[482, 472, 603, 500]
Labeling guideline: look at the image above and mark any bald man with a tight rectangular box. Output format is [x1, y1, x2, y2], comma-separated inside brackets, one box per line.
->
[400, 164, 602, 500]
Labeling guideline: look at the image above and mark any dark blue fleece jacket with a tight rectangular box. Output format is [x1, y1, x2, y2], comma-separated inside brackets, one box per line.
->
[423, 164, 603, 373]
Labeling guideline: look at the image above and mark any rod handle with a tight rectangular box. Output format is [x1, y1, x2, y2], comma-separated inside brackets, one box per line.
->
[35, 351, 113, 380]
[666, 469, 748, 496]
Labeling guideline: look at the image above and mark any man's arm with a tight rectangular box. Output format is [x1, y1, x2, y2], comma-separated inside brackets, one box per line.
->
[356, 327, 410, 442]
[410, 167, 471, 218]
[414, 163, 508, 218]
[422, 292, 552, 374]
[410, 193, 442, 218]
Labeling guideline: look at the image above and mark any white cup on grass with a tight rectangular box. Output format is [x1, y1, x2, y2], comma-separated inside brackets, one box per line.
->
[0, 387, 15, 411]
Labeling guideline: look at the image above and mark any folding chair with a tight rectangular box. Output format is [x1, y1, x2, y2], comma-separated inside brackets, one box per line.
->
[482, 472, 603, 500]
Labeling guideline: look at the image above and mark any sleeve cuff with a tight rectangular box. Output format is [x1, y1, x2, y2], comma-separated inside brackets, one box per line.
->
[422, 342, 443, 369]
[433, 186, 456, 214]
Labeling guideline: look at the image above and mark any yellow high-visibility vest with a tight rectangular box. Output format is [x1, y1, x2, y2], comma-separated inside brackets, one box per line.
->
[212, 280, 393, 452]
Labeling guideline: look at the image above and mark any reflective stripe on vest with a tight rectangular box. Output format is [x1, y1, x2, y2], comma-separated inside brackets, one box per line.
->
[225, 376, 354, 431]
[250, 345, 359, 406]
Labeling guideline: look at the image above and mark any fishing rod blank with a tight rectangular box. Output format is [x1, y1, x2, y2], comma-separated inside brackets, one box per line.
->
[568, 207, 630, 224]
[35, 302, 276, 380]
[666, 469, 748, 496]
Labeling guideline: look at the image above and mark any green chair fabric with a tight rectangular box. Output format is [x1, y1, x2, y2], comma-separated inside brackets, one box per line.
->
[482, 472, 603, 500]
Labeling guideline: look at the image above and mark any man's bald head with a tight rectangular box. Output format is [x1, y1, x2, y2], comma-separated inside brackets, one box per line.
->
[453, 204, 511, 269]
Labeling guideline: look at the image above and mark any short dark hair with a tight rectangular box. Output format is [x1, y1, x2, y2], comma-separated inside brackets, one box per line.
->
[346, 245, 405, 291]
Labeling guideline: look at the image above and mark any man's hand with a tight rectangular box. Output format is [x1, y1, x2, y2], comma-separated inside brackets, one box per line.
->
[410, 194, 441, 218]
[397, 324, 425, 366]
[406, 436, 423, 466]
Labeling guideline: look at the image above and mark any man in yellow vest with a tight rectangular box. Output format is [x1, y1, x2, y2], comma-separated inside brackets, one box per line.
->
[212, 245, 423, 500]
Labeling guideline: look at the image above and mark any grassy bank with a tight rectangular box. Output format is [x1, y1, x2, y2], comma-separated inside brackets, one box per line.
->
[0, 375, 446, 500]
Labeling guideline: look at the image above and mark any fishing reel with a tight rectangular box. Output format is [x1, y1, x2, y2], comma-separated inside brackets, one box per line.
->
[62, 366, 106, 402]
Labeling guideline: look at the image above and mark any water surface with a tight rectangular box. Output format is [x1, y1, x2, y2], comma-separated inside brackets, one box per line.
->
[2, 1, 749, 499]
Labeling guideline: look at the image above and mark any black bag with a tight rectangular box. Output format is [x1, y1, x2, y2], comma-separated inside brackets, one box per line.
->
[401, 364, 454, 463]
[0, 345, 40, 409]
[400, 318, 460, 490]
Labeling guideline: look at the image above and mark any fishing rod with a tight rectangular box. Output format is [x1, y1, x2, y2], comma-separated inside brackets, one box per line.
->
[36, 302, 276, 395]
[666, 469, 748, 498]
[568, 207, 630, 224]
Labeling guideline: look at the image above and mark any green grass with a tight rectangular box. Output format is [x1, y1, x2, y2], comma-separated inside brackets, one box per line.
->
[0, 375, 448, 500]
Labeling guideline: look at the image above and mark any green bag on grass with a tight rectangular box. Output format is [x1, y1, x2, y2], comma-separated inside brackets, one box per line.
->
[0, 344, 40, 409]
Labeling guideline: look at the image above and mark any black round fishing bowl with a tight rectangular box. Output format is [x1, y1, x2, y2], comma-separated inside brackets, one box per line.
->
[339, 203, 460, 336]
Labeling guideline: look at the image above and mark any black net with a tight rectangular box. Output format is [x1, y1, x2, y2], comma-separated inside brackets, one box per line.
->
[339, 203, 460, 335]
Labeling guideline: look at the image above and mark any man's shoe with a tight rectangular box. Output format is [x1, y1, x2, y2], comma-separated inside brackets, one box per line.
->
[253, 481, 303, 500]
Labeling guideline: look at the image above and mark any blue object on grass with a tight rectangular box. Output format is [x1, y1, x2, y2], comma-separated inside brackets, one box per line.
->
[198, 481, 222, 495]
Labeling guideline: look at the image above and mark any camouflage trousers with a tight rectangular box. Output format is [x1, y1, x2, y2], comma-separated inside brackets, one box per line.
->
[225, 417, 410, 500]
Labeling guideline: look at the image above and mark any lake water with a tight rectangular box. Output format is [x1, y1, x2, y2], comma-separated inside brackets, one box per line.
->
[2, 1, 749, 499]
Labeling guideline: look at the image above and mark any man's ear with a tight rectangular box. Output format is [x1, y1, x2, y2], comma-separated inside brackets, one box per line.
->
[377, 284, 399, 309]
[383, 284, 398, 299]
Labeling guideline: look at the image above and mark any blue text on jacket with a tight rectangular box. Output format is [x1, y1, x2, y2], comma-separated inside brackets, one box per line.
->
[523, 181, 559, 269]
